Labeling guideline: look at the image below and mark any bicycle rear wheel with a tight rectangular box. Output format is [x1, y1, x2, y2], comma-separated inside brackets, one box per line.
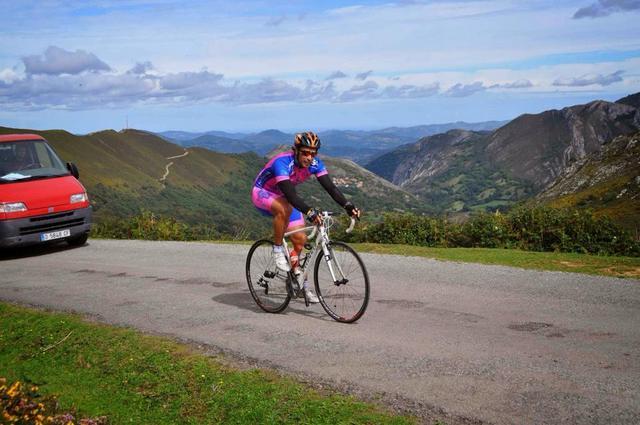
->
[314, 241, 369, 323]
[246, 239, 291, 313]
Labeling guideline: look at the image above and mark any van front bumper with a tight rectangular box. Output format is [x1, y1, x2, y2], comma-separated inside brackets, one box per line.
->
[0, 206, 92, 249]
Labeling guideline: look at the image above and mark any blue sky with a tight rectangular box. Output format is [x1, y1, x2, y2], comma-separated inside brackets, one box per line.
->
[0, 0, 639, 134]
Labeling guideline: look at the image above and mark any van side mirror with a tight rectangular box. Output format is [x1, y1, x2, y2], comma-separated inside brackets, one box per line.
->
[67, 162, 80, 179]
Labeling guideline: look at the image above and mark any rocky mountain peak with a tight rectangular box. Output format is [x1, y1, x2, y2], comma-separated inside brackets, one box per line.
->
[486, 98, 640, 189]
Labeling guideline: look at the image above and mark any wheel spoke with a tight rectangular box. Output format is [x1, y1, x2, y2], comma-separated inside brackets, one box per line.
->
[314, 242, 369, 323]
[247, 240, 291, 313]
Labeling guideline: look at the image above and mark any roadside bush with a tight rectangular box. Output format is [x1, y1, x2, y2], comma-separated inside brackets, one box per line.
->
[91, 210, 220, 241]
[508, 206, 639, 256]
[353, 206, 639, 257]
[129, 210, 190, 240]
[359, 213, 448, 246]
[91, 206, 640, 257]
[458, 211, 511, 248]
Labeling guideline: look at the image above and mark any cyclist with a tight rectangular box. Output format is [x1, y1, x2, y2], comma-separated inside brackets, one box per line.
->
[252, 131, 361, 303]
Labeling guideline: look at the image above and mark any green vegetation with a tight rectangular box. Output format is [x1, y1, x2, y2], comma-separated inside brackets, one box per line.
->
[93, 205, 640, 258]
[351, 244, 640, 279]
[0, 303, 416, 425]
[343, 206, 640, 257]
[366, 131, 534, 214]
[540, 132, 640, 234]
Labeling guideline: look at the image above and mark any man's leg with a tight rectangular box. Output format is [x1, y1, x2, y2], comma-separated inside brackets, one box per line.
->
[270, 197, 292, 246]
[289, 228, 307, 266]
[269, 197, 293, 272]
[285, 214, 318, 303]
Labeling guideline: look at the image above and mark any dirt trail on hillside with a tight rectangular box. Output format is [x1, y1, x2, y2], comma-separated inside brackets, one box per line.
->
[160, 149, 189, 187]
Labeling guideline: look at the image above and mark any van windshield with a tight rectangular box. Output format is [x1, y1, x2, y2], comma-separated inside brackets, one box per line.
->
[0, 140, 69, 182]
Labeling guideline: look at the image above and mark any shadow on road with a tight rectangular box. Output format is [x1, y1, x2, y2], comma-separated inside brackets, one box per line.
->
[212, 292, 332, 322]
[0, 241, 88, 261]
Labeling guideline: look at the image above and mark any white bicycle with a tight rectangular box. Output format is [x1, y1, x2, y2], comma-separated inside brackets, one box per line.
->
[246, 212, 370, 323]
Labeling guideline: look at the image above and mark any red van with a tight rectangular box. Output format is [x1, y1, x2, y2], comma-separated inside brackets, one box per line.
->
[0, 134, 92, 248]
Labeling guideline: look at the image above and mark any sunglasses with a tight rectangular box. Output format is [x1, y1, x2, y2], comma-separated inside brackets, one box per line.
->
[298, 149, 317, 157]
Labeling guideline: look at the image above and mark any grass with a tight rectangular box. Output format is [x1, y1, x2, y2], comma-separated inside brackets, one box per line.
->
[192, 239, 640, 279]
[0, 303, 417, 425]
[90, 237, 640, 279]
[350, 243, 640, 279]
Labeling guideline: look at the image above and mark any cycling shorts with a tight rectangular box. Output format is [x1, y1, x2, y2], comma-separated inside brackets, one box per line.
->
[251, 187, 305, 230]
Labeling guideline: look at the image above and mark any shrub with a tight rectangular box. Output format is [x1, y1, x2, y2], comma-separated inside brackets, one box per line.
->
[91, 210, 220, 241]
[90, 206, 640, 257]
[353, 206, 639, 257]
[459, 211, 511, 248]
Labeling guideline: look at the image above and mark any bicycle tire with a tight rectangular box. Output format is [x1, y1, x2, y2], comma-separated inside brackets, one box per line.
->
[314, 241, 370, 323]
[246, 239, 291, 313]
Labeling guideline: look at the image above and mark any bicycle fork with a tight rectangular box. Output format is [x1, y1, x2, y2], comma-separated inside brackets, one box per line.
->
[321, 242, 348, 286]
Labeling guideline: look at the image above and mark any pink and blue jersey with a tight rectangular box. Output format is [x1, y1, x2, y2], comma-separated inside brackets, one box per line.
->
[254, 151, 328, 193]
[252, 151, 328, 228]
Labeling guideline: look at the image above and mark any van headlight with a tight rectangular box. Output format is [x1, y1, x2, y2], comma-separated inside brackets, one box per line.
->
[0, 202, 27, 213]
[70, 193, 88, 203]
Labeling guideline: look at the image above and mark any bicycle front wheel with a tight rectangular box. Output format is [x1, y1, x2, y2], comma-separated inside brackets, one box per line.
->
[246, 239, 291, 313]
[314, 241, 370, 323]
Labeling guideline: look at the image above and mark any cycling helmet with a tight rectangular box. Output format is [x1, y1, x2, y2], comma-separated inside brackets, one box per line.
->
[294, 131, 321, 150]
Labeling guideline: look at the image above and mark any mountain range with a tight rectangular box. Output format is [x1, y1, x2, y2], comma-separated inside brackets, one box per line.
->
[157, 121, 508, 164]
[1, 92, 638, 235]
[365, 92, 640, 231]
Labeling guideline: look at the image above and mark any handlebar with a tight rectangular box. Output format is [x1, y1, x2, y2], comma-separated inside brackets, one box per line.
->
[307, 211, 357, 239]
[346, 217, 356, 234]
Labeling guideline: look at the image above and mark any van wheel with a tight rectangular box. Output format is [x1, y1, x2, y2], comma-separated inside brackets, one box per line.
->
[67, 234, 89, 247]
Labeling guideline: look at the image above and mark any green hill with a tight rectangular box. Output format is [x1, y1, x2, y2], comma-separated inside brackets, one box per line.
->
[0, 126, 421, 238]
[365, 129, 533, 213]
[0, 126, 266, 237]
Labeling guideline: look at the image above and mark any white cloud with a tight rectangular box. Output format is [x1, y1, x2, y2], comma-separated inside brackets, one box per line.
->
[0, 68, 21, 84]
[326, 71, 348, 80]
[22, 46, 111, 75]
[128, 61, 154, 75]
[553, 70, 624, 87]
[490, 79, 533, 89]
[445, 81, 486, 97]
[339, 81, 380, 102]
[573, 0, 640, 19]
[355, 70, 373, 80]
[381, 83, 440, 98]
[4, 46, 489, 110]
[160, 70, 224, 91]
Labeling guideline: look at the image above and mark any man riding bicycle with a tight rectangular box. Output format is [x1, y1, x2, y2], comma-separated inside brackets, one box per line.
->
[251, 131, 361, 303]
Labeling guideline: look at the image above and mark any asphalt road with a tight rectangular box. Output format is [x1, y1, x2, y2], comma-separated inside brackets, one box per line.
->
[1, 239, 639, 424]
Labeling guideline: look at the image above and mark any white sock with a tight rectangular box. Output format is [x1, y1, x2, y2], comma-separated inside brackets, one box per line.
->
[273, 244, 284, 252]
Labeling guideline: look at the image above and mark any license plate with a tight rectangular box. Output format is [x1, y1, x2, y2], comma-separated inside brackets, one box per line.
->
[40, 229, 71, 241]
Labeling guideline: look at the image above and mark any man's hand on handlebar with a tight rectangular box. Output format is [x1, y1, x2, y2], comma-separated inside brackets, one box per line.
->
[344, 202, 361, 220]
[306, 208, 323, 225]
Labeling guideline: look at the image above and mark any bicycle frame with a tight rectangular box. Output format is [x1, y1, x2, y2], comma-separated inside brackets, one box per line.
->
[247, 211, 368, 322]
[281, 212, 354, 294]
